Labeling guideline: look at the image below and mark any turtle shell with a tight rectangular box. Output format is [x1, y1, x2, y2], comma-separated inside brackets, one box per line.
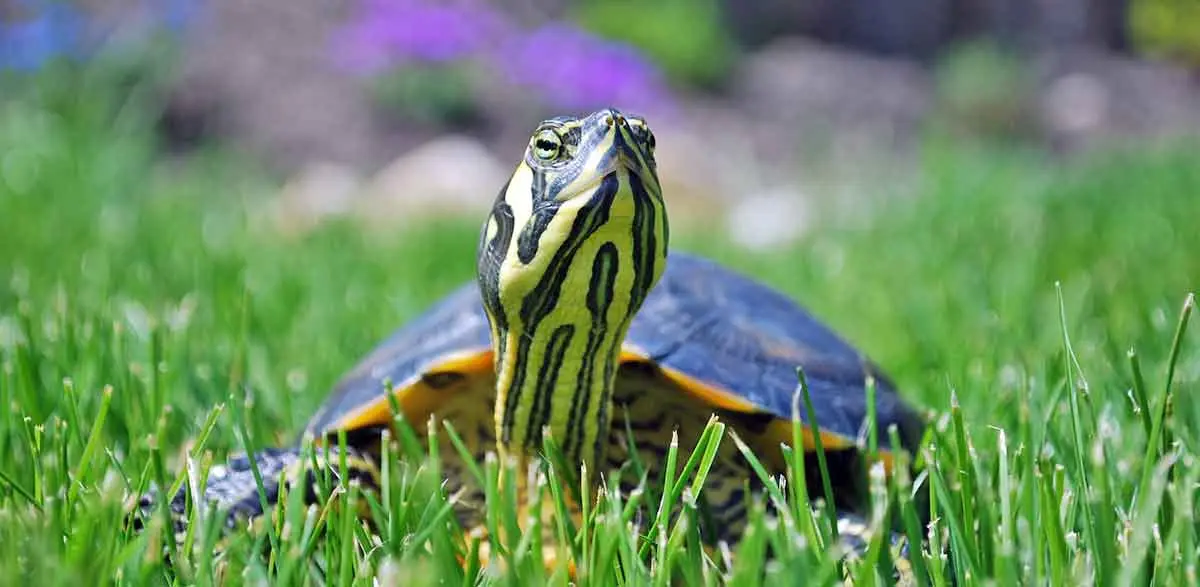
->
[305, 251, 924, 464]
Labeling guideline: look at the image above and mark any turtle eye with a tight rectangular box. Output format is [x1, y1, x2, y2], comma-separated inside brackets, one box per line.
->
[644, 129, 656, 152]
[531, 129, 563, 162]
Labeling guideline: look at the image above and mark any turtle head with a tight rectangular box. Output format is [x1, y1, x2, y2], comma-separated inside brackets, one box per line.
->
[476, 108, 669, 468]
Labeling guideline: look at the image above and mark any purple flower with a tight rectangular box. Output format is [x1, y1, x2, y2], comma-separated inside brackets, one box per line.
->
[332, 0, 507, 73]
[331, 0, 676, 115]
[1, 0, 204, 71]
[500, 23, 674, 115]
[162, 0, 204, 32]
[1, 1, 85, 70]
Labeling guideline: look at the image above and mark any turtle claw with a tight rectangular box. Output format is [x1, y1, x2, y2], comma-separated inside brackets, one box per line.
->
[835, 512, 918, 585]
[127, 449, 297, 552]
[127, 445, 382, 555]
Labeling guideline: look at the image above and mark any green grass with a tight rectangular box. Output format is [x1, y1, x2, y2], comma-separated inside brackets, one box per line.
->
[2, 70, 1199, 586]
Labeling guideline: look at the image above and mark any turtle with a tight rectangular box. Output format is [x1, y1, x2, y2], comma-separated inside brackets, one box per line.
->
[135, 108, 926, 573]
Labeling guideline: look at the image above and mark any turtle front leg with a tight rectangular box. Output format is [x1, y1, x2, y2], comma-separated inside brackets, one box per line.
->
[130, 445, 380, 553]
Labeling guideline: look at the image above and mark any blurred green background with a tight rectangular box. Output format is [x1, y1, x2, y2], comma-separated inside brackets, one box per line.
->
[1, 0, 1199, 582]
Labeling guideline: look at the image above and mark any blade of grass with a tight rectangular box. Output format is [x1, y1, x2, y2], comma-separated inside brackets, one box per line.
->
[947, 390, 983, 571]
[1126, 349, 1153, 437]
[69, 384, 113, 506]
[1117, 451, 1178, 587]
[541, 432, 577, 575]
[994, 427, 1018, 585]
[1055, 282, 1106, 585]
[649, 429, 679, 564]
[888, 425, 929, 587]
[226, 391, 282, 568]
[639, 417, 723, 560]
[926, 442, 978, 581]
[787, 373, 820, 554]
[797, 367, 839, 545]
[0, 467, 39, 510]
[1136, 293, 1194, 570]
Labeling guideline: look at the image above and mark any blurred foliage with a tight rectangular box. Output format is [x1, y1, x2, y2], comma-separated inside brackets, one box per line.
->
[682, 136, 1200, 417]
[0, 0, 193, 72]
[929, 43, 1039, 144]
[571, 0, 736, 89]
[1131, 0, 1200, 64]
[368, 63, 484, 128]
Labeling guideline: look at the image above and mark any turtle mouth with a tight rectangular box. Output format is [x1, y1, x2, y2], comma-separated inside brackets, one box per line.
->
[564, 142, 651, 204]
[555, 165, 625, 207]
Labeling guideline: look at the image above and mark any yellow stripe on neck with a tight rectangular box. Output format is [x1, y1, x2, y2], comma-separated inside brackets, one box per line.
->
[479, 109, 668, 472]
[493, 171, 644, 467]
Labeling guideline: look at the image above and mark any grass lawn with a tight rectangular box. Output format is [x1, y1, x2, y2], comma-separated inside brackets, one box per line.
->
[1, 70, 1199, 586]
